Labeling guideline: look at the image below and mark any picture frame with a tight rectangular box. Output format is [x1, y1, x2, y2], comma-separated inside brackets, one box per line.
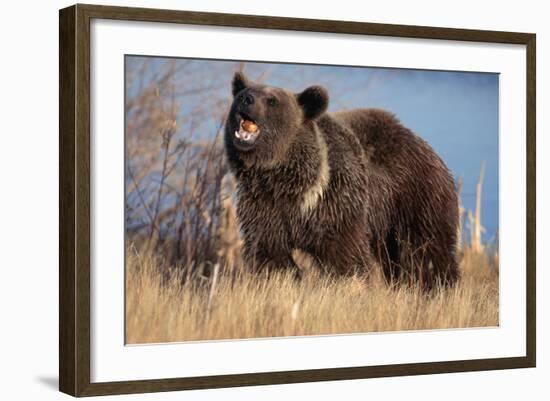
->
[59, 3, 536, 397]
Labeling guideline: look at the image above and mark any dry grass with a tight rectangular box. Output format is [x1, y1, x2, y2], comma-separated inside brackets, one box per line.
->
[126, 246, 498, 344]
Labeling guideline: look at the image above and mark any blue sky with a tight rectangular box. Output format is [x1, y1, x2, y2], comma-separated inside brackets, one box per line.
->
[127, 56, 499, 242]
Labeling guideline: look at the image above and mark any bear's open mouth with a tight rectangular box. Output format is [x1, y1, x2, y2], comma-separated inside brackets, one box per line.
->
[234, 113, 260, 149]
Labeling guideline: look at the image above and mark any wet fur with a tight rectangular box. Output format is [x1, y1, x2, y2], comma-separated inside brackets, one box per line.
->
[225, 73, 459, 289]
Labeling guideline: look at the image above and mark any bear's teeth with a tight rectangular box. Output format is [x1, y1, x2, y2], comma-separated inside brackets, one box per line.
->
[235, 127, 258, 142]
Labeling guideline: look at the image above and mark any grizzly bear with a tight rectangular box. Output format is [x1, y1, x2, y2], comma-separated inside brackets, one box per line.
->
[224, 72, 459, 289]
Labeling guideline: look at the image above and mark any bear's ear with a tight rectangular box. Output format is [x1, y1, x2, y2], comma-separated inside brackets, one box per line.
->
[232, 71, 250, 97]
[296, 86, 329, 120]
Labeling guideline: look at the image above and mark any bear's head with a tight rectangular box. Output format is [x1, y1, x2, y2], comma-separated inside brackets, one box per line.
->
[225, 72, 329, 168]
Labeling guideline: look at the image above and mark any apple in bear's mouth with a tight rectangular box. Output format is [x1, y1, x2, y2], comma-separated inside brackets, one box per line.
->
[234, 114, 260, 149]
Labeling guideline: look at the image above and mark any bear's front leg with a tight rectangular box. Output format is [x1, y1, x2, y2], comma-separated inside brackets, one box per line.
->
[314, 226, 375, 276]
[242, 240, 302, 279]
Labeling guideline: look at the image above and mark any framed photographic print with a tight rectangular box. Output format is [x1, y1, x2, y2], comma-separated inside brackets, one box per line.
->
[59, 4, 536, 397]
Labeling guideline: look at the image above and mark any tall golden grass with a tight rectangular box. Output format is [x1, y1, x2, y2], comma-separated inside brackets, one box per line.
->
[126, 245, 498, 344]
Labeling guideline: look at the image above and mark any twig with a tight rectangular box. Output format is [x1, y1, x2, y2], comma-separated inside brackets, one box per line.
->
[205, 263, 220, 324]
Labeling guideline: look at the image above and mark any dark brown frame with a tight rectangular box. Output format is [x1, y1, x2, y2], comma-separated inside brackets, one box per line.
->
[59, 3, 536, 397]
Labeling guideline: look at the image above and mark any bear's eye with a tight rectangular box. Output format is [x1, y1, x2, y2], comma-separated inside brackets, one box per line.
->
[267, 97, 278, 107]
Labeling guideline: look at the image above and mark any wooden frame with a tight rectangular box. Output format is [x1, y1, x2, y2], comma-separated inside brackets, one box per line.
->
[59, 3, 536, 397]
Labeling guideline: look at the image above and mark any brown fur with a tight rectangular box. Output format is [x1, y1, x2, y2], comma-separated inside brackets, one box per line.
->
[225, 72, 459, 289]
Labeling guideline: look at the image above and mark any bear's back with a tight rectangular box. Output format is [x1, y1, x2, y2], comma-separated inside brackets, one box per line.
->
[330, 109, 414, 166]
[322, 108, 457, 241]
[328, 108, 451, 183]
